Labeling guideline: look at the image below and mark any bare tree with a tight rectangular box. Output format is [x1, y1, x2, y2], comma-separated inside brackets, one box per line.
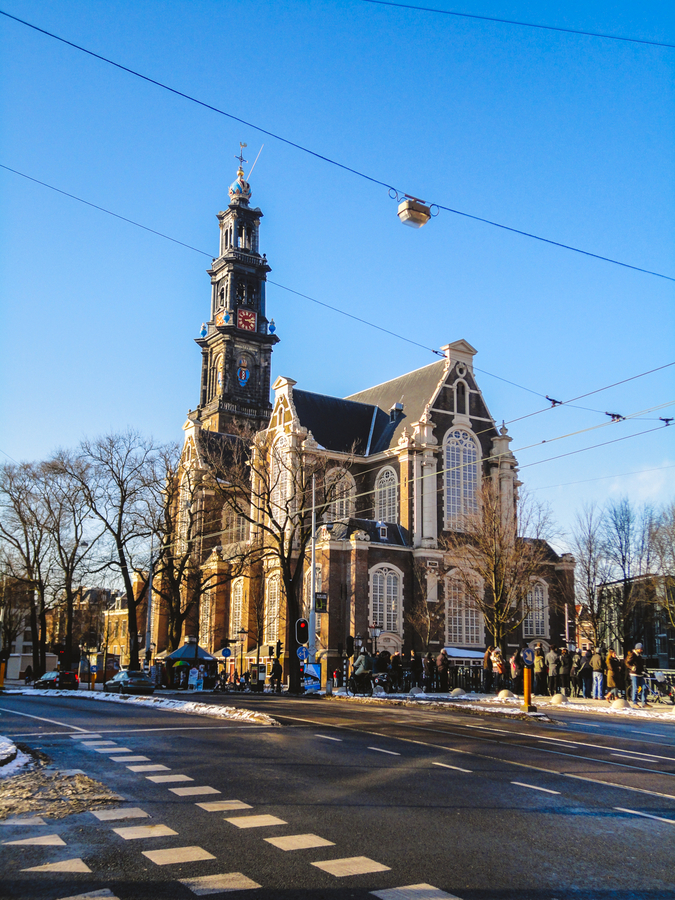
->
[572, 503, 612, 648]
[0, 571, 33, 664]
[201, 426, 353, 693]
[0, 462, 54, 675]
[58, 432, 165, 670]
[601, 498, 654, 653]
[649, 500, 675, 629]
[440, 480, 555, 653]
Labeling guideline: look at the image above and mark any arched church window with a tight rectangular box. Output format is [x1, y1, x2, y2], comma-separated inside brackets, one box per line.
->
[456, 381, 467, 416]
[444, 428, 479, 529]
[370, 565, 402, 634]
[523, 582, 548, 638]
[445, 574, 482, 645]
[326, 468, 355, 521]
[229, 579, 243, 640]
[265, 574, 281, 643]
[375, 467, 398, 523]
[271, 437, 290, 517]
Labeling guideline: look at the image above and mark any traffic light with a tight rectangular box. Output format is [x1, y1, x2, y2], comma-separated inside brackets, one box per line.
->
[295, 618, 309, 645]
[345, 635, 354, 657]
[276, 640, 282, 658]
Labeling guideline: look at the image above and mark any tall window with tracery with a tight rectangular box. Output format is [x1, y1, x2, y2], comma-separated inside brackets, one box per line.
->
[265, 574, 281, 643]
[270, 437, 289, 518]
[222, 505, 248, 544]
[445, 577, 482, 645]
[370, 566, 401, 633]
[326, 468, 355, 521]
[199, 591, 213, 648]
[375, 467, 398, 523]
[444, 429, 479, 529]
[177, 474, 190, 555]
[523, 582, 547, 638]
[303, 566, 322, 621]
[230, 579, 243, 640]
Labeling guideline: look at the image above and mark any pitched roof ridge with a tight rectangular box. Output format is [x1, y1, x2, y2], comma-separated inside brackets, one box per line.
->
[345, 357, 447, 399]
[294, 387, 375, 409]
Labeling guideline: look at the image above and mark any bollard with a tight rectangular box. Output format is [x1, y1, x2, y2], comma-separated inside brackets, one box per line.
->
[325, 678, 333, 696]
[521, 666, 537, 713]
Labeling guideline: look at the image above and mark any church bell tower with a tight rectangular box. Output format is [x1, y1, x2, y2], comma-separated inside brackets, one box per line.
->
[194, 147, 279, 433]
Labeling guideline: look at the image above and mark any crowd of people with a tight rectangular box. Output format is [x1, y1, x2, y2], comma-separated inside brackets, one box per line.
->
[484, 641, 653, 706]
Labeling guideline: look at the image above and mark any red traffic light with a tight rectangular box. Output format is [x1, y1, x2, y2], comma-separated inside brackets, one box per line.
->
[295, 618, 309, 645]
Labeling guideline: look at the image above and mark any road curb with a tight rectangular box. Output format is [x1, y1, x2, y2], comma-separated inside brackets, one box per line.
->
[0, 735, 18, 768]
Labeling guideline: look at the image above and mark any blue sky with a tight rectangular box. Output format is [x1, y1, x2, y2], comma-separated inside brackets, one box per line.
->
[1, 0, 673, 546]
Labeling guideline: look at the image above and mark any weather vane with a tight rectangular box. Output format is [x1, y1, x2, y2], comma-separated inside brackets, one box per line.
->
[235, 142, 248, 168]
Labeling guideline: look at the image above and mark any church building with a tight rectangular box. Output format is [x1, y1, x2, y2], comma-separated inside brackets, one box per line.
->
[173, 159, 575, 682]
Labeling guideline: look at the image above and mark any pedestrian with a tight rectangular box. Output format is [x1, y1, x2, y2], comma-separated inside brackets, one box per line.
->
[510, 650, 523, 694]
[390, 651, 404, 691]
[270, 657, 283, 694]
[558, 648, 572, 697]
[590, 647, 605, 700]
[625, 643, 648, 707]
[24, 664, 33, 685]
[411, 650, 423, 688]
[605, 649, 622, 702]
[436, 648, 450, 693]
[570, 649, 582, 697]
[545, 645, 559, 696]
[483, 645, 494, 693]
[491, 648, 505, 692]
[423, 652, 435, 693]
[579, 650, 593, 699]
[533, 647, 546, 696]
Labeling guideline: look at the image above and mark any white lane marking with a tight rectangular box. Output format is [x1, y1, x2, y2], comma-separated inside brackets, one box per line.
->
[196, 800, 252, 812]
[109, 755, 149, 762]
[112, 824, 177, 840]
[84, 742, 119, 748]
[146, 774, 193, 783]
[69, 734, 103, 740]
[265, 833, 335, 851]
[0, 706, 88, 731]
[432, 761, 472, 774]
[93, 747, 131, 753]
[615, 807, 675, 825]
[315, 734, 343, 741]
[511, 781, 561, 795]
[143, 846, 215, 865]
[3, 834, 66, 846]
[127, 764, 170, 772]
[22, 858, 92, 873]
[612, 753, 660, 763]
[0, 816, 47, 826]
[180, 873, 260, 894]
[225, 814, 286, 829]
[91, 808, 149, 821]
[631, 730, 664, 736]
[368, 746, 401, 756]
[312, 856, 391, 877]
[55, 890, 119, 900]
[372, 885, 463, 900]
[169, 786, 221, 797]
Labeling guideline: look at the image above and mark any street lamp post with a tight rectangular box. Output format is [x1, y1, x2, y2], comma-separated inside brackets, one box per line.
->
[369, 623, 382, 656]
[237, 628, 247, 687]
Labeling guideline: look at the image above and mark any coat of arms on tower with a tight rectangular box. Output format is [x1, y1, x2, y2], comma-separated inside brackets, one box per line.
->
[237, 358, 250, 387]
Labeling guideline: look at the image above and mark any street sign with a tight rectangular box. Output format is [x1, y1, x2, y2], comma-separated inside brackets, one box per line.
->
[522, 647, 535, 667]
[315, 591, 328, 612]
[297, 646, 310, 661]
[221, 648, 232, 658]
[90, 665, 97, 673]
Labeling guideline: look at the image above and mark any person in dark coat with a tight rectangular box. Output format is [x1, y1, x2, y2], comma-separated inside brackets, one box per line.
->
[570, 650, 582, 697]
[533, 647, 546, 696]
[579, 650, 593, 699]
[558, 648, 572, 696]
[423, 652, 436, 693]
[270, 658, 283, 694]
[625, 643, 647, 706]
[436, 649, 450, 693]
[411, 650, 423, 688]
[605, 649, 622, 702]
[545, 646, 559, 696]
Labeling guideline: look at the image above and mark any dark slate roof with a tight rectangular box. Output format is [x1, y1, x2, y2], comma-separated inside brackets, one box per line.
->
[348, 518, 410, 547]
[292, 389, 376, 455]
[346, 359, 448, 453]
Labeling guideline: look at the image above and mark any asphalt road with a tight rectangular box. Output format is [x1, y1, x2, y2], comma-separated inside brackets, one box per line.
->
[1, 692, 674, 900]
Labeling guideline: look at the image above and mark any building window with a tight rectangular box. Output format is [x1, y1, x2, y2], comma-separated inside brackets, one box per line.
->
[370, 565, 402, 634]
[444, 429, 479, 529]
[445, 576, 482, 645]
[199, 592, 213, 648]
[265, 574, 281, 644]
[523, 582, 548, 638]
[326, 468, 355, 521]
[222, 505, 248, 544]
[271, 437, 290, 518]
[375, 467, 398, 523]
[230, 579, 243, 640]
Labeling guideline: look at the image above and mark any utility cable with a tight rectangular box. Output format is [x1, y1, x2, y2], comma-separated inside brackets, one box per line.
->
[2, 163, 672, 430]
[531, 463, 675, 493]
[1, 9, 674, 282]
[358, 0, 675, 49]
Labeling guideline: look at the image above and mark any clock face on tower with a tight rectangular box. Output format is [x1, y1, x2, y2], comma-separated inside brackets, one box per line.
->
[237, 308, 256, 331]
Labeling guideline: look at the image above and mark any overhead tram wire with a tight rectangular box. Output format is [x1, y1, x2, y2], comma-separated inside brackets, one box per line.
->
[1, 9, 674, 283]
[3, 161, 673, 447]
[531, 463, 675, 493]
[358, 0, 675, 50]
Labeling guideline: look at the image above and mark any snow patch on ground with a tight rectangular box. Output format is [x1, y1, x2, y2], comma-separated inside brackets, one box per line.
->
[23, 690, 279, 726]
[0, 749, 31, 779]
